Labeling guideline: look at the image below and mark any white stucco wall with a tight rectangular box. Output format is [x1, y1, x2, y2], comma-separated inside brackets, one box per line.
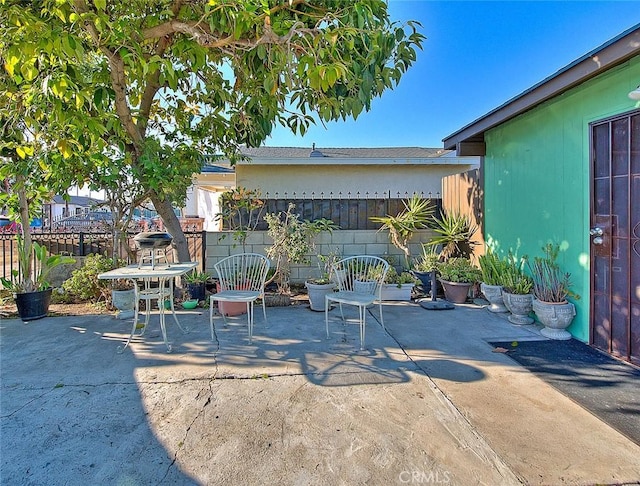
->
[236, 164, 476, 198]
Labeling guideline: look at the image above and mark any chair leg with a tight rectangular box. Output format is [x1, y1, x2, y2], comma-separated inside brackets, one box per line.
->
[325, 296, 331, 339]
[359, 305, 366, 351]
[378, 301, 385, 331]
[209, 296, 215, 341]
[261, 298, 268, 326]
[247, 302, 253, 343]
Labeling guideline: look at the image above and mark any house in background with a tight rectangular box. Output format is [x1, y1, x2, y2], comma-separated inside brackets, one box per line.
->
[188, 146, 480, 231]
[44, 195, 106, 228]
[187, 161, 235, 231]
[443, 24, 640, 364]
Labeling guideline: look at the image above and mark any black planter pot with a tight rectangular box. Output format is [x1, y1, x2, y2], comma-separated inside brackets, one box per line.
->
[186, 282, 206, 301]
[411, 271, 433, 295]
[14, 288, 53, 322]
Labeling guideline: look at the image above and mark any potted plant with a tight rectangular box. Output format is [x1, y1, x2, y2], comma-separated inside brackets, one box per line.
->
[411, 244, 440, 296]
[501, 252, 534, 325]
[437, 257, 481, 304]
[379, 266, 418, 301]
[264, 203, 337, 306]
[1, 235, 76, 321]
[184, 270, 210, 302]
[110, 277, 136, 318]
[305, 249, 340, 311]
[425, 210, 478, 260]
[528, 244, 580, 340]
[478, 247, 509, 313]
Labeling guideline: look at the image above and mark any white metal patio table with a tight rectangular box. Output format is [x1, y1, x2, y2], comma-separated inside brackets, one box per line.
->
[98, 262, 198, 353]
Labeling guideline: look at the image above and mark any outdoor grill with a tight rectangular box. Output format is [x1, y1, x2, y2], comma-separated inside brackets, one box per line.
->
[133, 232, 173, 268]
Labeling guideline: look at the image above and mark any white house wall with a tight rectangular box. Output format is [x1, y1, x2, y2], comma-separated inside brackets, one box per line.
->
[236, 164, 476, 198]
[196, 188, 224, 231]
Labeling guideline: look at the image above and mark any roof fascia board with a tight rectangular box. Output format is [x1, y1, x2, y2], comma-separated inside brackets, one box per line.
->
[442, 24, 640, 150]
[236, 156, 480, 166]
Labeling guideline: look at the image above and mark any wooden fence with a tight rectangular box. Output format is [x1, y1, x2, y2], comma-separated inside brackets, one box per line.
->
[222, 195, 443, 231]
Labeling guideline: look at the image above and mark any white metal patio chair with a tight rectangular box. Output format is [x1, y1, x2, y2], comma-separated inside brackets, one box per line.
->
[325, 255, 389, 350]
[209, 253, 270, 344]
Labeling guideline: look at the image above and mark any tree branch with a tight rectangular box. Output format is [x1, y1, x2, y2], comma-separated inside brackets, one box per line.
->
[72, 0, 144, 149]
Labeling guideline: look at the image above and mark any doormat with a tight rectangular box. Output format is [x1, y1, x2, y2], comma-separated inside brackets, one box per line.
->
[490, 339, 640, 446]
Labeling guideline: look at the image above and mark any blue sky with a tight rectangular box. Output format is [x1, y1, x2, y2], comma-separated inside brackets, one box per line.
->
[264, 1, 640, 149]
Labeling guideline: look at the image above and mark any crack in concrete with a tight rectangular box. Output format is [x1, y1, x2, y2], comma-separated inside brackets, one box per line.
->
[163, 312, 222, 481]
[378, 310, 525, 484]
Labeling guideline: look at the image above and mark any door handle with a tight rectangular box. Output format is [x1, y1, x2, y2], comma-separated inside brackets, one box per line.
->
[592, 236, 604, 245]
[590, 227, 603, 236]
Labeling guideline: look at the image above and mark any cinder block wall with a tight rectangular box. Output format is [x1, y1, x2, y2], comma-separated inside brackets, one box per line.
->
[205, 229, 434, 283]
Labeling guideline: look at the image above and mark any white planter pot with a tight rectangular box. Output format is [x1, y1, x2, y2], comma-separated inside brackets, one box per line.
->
[532, 298, 576, 340]
[503, 291, 534, 325]
[111, 289, 135, 319]
[305, 281, 336, 311]
[480, 282, 508, 313]
[380, 283, 414, 301]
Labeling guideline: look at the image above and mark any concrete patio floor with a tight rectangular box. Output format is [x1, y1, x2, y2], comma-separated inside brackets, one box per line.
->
[2, 300, 639, 485]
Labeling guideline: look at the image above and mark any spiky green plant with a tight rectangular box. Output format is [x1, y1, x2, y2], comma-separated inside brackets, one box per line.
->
[370, 195, 434, 268]
[478, 247, 510, 286]
[501, 253, 533, 295]
[527, 244, 579, 302]
[427, 211, 478, 260]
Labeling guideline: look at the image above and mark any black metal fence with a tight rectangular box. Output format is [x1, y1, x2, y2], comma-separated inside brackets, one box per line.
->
[222, 194, 443, 231]
[0, 230, 206, 282]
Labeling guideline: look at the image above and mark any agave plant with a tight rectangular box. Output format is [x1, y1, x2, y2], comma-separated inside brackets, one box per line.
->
[427, 210, 478, 260]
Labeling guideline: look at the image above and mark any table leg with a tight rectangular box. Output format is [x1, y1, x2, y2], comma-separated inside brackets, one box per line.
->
[117, 279, 141, 354]
[168, 278, 190, 334]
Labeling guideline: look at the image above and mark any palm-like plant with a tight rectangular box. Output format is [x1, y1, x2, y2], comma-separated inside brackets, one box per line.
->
[427, 210, 478, 260]
[370, 195, 434, 268]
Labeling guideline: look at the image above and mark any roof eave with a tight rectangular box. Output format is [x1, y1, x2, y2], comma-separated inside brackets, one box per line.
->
[442, 24, 640, 153]
[235, 156, 480, 166]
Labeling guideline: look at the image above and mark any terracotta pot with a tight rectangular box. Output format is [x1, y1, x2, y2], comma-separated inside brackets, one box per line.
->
[215, 282, 248, 316]
[440, 280, 472, 304]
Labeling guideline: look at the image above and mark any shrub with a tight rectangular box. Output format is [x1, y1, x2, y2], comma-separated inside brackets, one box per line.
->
[62, 254, 126, 302]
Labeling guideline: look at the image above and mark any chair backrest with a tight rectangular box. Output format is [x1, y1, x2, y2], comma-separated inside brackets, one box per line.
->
[332, 255, 389, 296]
[214, 253, 270, 292]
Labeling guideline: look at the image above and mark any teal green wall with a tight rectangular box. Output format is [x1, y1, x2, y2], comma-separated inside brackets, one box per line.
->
[484, 55, 640, 342]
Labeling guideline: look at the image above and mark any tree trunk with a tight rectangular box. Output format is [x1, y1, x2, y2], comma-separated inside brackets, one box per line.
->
[149, 191, 191, 263]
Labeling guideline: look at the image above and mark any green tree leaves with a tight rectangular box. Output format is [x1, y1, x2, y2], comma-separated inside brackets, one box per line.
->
[1, 0, 425, 261]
